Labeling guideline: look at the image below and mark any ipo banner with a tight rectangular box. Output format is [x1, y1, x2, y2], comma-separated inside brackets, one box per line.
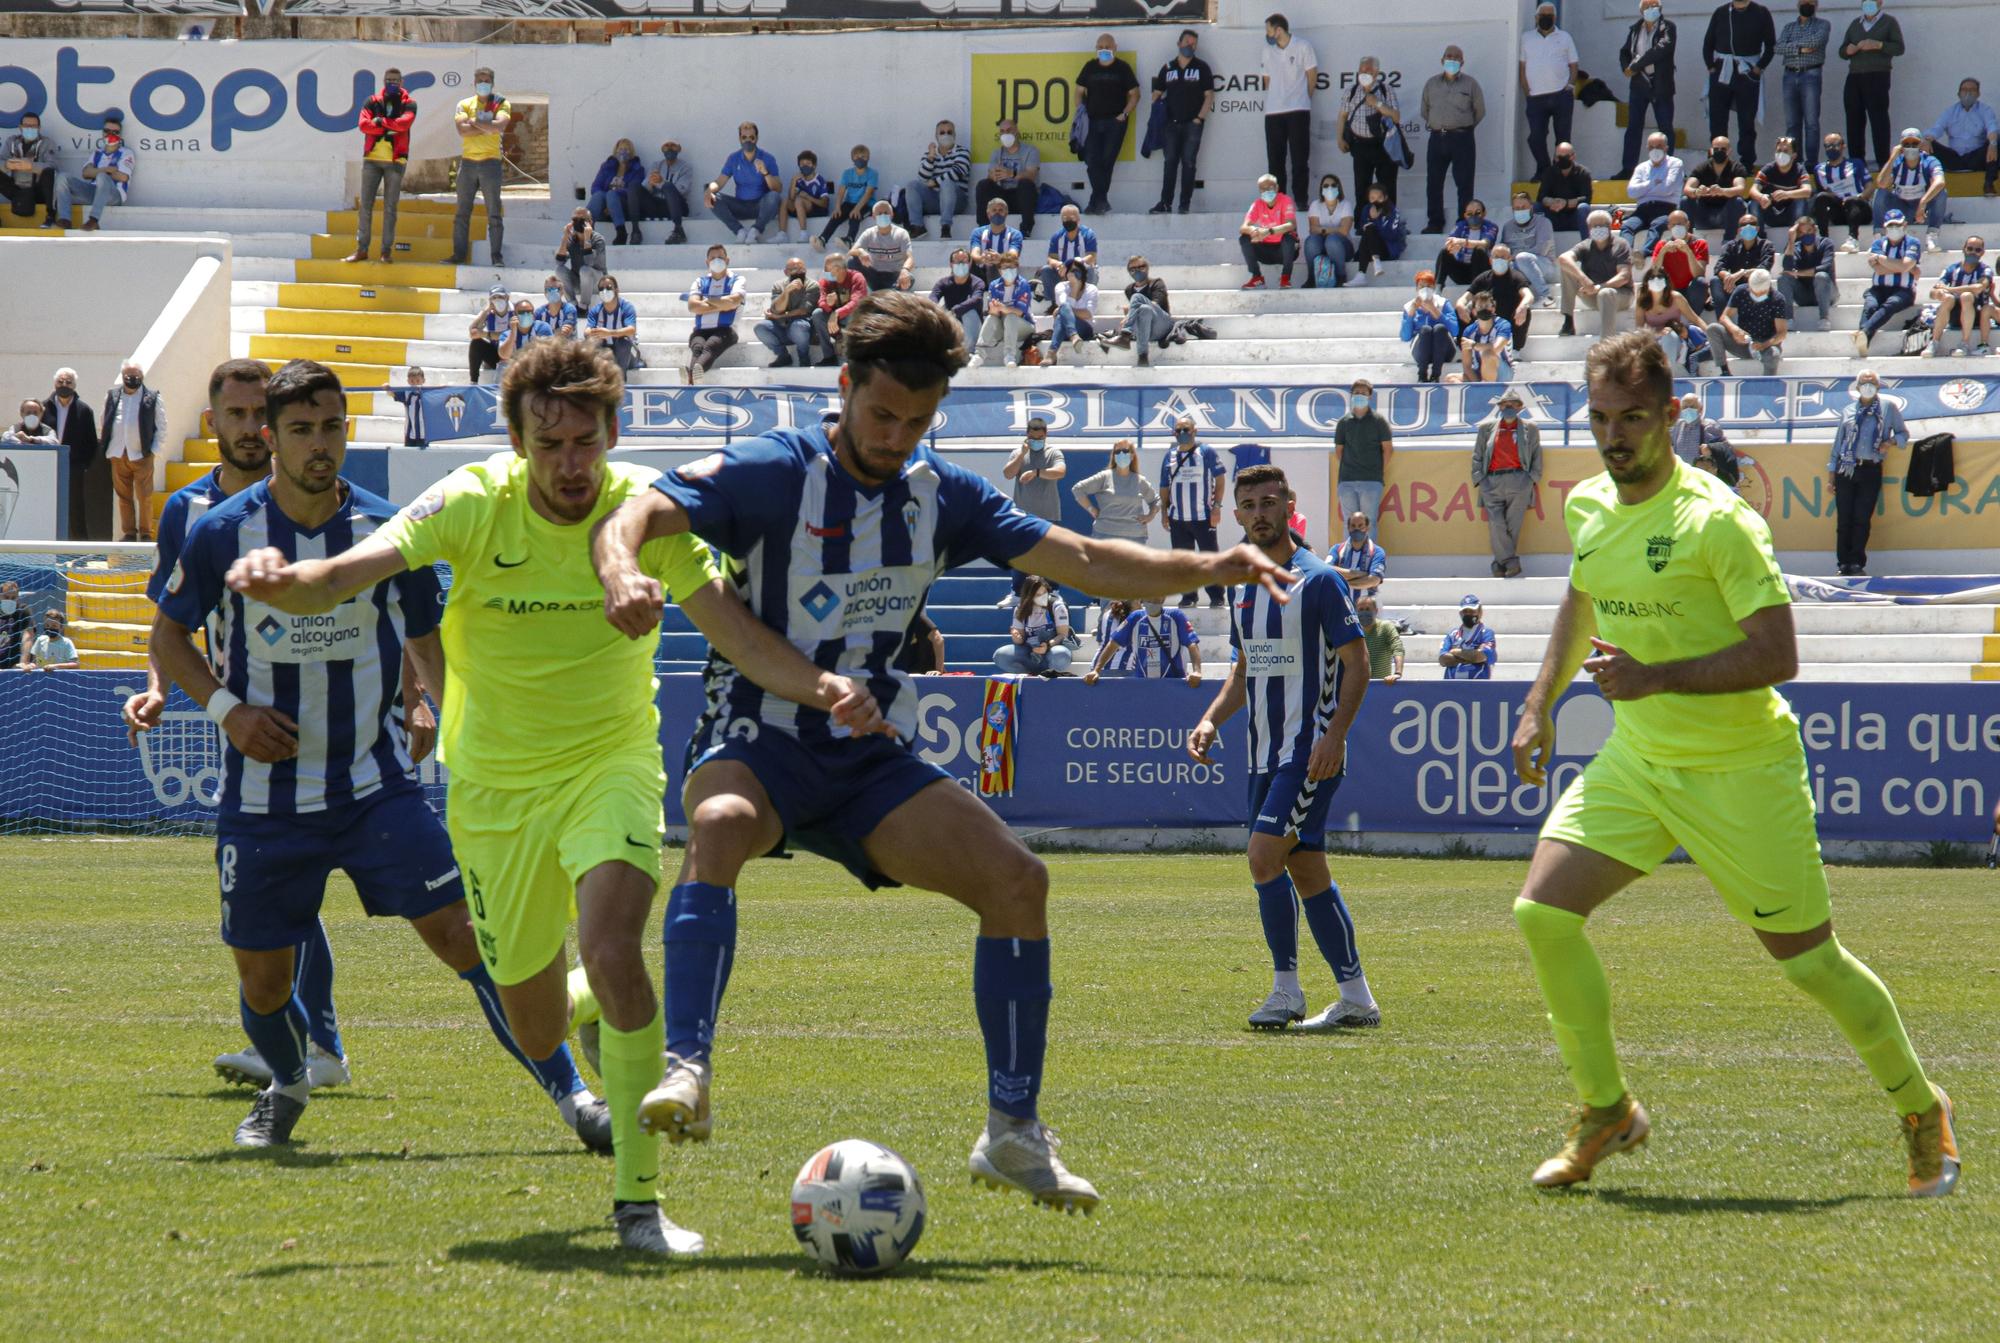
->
[396, 377, 2000, 447]
[270, 0, 1202, 17]
[6, 673, 1996, 846]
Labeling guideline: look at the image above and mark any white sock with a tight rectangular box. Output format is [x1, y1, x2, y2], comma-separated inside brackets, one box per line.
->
[1338, 971, 1377, 1010]
[1274, 969, 1302, 996]
[556, 1087, 599, 1127]
[988, 1108, 1037, 1138]
[273, 1079, 311, 1104]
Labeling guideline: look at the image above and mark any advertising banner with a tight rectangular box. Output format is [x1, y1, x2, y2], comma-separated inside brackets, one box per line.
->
[269, 0, 1204, 19]
[6, 673, 1994, 846]
[970, 49, 1139, 166]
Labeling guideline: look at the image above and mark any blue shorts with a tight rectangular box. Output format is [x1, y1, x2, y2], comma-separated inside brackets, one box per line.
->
[1247, 763, 1342, 852]
[686, 728, 952, 890]
[215, 784, 464, 951]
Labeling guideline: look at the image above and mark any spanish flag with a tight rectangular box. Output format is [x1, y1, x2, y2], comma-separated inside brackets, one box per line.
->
[978, 676, 1022, 797]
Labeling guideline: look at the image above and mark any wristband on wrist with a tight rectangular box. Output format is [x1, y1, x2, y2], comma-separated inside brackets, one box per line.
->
[205, 689, 243, 726]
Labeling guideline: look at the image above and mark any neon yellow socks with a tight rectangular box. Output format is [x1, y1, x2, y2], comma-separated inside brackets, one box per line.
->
[1514, 897, 1628, 1109]
[598, 1010, 664, 1202]
[567, 964, 600, 1031]
[1779, 937, 1933, 1117]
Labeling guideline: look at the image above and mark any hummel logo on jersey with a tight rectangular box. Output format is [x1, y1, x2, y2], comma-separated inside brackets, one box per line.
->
[1645, 534, 1676, 573]
[423, 866, 461, 892]
[800, 580, 841, 620]
[255, 615, 285, 646]
[494, 554, 527, 568]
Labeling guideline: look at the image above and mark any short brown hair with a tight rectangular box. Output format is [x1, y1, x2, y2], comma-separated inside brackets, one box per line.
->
[840, 290, 969, 391]
[1234, 463, 1292, 498]
[1584, 329, 1675, 411]
[207, 358, 271, 406]
[500, 338, 622, 440]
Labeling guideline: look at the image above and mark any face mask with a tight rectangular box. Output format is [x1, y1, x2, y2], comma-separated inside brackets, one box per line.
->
[1475, 309, 1496, 324]
[1903, 148, 1921, 163]
[1824, 145, 1842, 160]
[1856, 383, 1878, 401]
[1001, 267, 1018, 282]
[1799, 3, 1815, 15]
[490, 296, 507, 311]
[1649, 277, 1669, 293]
[786, 273, 806, 284]
[1963, 94, 1980, 110]
[1467, 212, 1485, 224]
[616, 146, 631, 160]
[599, 289, 617, 303]
[545, 288, 562, 304]
[797, 163, 814, 176]
[1323, 187, 1340, 202]
[1513, 207, 1532, 224]
[1097, 49, 1115, 64]
[1143, 602, 1164, 617]
[1886, 226, 1906, 240]
[1493, 258, 1512, 274]
[1750, 285, 1772, 299]
[1861, 0, 1878, 15]
[515, 309, 532, 322]
[1000, 133, 1017, 148]
[1180, 43, 1196, 57]
[1500, 405, 1519, 420]
[1739, 224, 1758, 241]
[1260, 190, 1277, 204]
[1359, 611, 1377, 627]
[822, 270, 835, 282]
[123, 374, 141, 390]
[708, 257, 728, 274]
[55, 386, 73, 400]
[853, 155, 868, 168]
[1065, 218, 1080, 231]
[1358, 72, 1376, 89]
[874, 213, 893, 228]
[1130, 267, 1148, 281]
[1775, 153, 1794, 168]
[1591, 226, 1611, 243]
[1443, 60, 1462, 75]
[1644, 5, 1661, 19]
[103, 132, 120, 146]
[1115, 453, 1134, 469]
[938, 134, 954, 146]
[1266, 33, 1279, 46]
[952, 261, 970, 278]
[1418, 287, 1436, 303]
[21, 127, 38, 142]
[1352, 394, 1372, 411]
[21, 415, 39, 430]
[1461, 612, 1479, 628]
[0, 600, 12, 615]
[1175, 428, 1194, 443]
[1537, 15, 1554, 32]
[1800, 232, 1818, 246]
[1649, 148, 1666, 165]
[1712, 149, 1729, 162]
[1349, 527, 1368, 543]
[1670, 223, 1688, 239]
[1680, 406, 1700, 422]
[663, 149, 679, 162]
[475, 82, 493, 96]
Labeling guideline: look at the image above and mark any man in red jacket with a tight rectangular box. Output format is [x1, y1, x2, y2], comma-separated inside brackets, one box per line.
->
[347, 68, 416, 264]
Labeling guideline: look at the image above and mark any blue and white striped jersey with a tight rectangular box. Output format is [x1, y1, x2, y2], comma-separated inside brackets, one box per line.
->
[149, 466, 234, 673]
[1869, 234, 1924, 290]
[158, 479, 442, 816]
[1112, 607, 1198, 679]
[654, 425, 1050, 746]
[1228, 547, 1362, 773]
[1159, 443, 1224, 523]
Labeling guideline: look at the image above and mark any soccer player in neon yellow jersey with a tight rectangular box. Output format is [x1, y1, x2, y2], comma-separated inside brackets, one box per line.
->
[223, 340, 887, 1255]
[1510, 331, 1959, 1197]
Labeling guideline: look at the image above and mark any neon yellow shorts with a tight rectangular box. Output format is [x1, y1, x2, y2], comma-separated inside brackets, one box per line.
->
[1540, 736, 1832, 935]
[445, 748, 667, 986]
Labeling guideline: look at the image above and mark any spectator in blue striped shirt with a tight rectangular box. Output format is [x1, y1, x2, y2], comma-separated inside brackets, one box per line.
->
[1810, 132, 1873, 249]
[1437, 595, 1495, 680]
[1870, 128, 1946, 250]
[897, 120, 971, 240]
[1921, 236, 1993, 358]
[1039, 207, 1100, 308]
[1160, 418, 1226, 608]
[685, 245, 746, 383]
[1828, 369, 1907, 574]
[969, 251, 1034, 368]
[1854, 207, 1922, 355]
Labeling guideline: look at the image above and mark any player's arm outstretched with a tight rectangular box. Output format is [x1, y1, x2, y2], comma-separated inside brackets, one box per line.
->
[1512, 583, 1597, 786]
[225, 534, 409, 615]
[1011, 527, 1292, 605]
[1189, 654, 1247, 766]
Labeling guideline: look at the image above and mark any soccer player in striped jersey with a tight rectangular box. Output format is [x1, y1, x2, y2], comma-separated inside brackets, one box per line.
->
[221, 341, 885, 1257]
[1189, 465, 1378, 1033]
[123, 359, 360, 1093]
[151, 359, 611, 1157]
[589, 291, 1290, 1219]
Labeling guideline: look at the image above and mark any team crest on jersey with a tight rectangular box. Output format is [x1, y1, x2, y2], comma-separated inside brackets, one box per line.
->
[678, 452, 727, 482]
[401, 485, 446, 523]
[1645, 534, 1676, 573]
[901, 498, 923, 533]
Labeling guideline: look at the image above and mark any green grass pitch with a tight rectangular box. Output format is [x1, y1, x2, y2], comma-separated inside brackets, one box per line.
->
[1, 839, 1994, 1340]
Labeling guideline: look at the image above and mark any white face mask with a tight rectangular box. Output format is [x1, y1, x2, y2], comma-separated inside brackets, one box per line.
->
[1648, 277, 1668, 292]
[999, 132, 1017, 148]
[1492, 258, 1511, 274]
[951, 262, 969, 278]
[1775, 153, 1794, 167]
[1670, 224, 1688, 239]
[874, 214, 893, 229]
[1886, 226, 1906, 240]
[0, 599, 14, 615]
[1648, 147, 1666, 164]
[1591, 226, 1611, 242]
[1322, 187, 1338, 202]
[1358, 72, 1375, 89]
[1749, 285, 1772, 299]
[708, 257, 727, 274]
[1418, 287, 1436, 303]
[1001, 267, 1018, 282]
[1856, 383, 1878, 401]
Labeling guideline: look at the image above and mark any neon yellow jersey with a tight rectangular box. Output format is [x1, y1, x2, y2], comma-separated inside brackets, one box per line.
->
[374, 452, 719, 788]
[1565, 458, 1798, 769]
[455, 94, 511, 162]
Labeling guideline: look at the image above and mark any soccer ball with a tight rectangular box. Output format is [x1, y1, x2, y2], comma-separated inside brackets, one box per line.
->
[789, 1139, 927, 1275]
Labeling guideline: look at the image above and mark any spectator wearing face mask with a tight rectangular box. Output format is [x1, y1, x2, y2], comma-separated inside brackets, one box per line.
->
[1707, 266, 1790, 374]
[1152, 29, 1216, 217]
[1435, 198, 1498, 287]
[1777, 4, 1831, 169]
[638, 138, 694, 246]
[1684, 135, 1752, 234]
[0, 582, 31, 668]
[898, 120, 971, 239]
[977, 118, 1041, 238]
[852, 202, 915, 294]
[969, 251, 1034, 369]
[1557, 211, 1634, 338]
[534, 275, 579, 336]
[1855, 208, 1922, 356]
[100, 362, 161, 542]
[1084, 599, 1200, 685]
[818, 144, 880, 249]
[1668, 393, 1731, 466]
[1089, 600, 1134, 678]
[1636, 267, 1717, 373]
[3, 111, 58, 229]
[54, 112, 135, 232]
[1456, 244, 1535, 352]
[555, 207, 609, 301]
[348, 70, 415, 263]
[814, 252, 869, 368]
[995, 577, 1074, 677]
[1501, 191, 1558, 305]
[1621, 131, 1687, 252]
[1811, 133, 1874, 251]
[1535, 142, 1593, 241]
[1458, 294, 1515, 382]
[1828, 369, 1907, 575]
[1334, 383, 1394, 536]
[1620, 2, 1679, 178]
[1239, 174, 1299, 289]
[1438, 595, 1496, 680]
[1924, 79, 2000, 199]
[1750, 137, 1814, 231]
[1117, 256, 1172, 367]
[448, 67, 509, 266]
[1075, 33, 1141, 215]
[1352, 184, 1410, 283]
[1045, 260, 1100, 367]
[1420, 46, 1486, 236]
[1071, 440, 1159, 543]
[1303, 175, 1354, 289]
[1920, 235, 1993, 359]
[582, 275, 643, 374]
[968, 198, 1024, 288]
[1356, 594, 1404, 682]
[1002, 423, 1068, 570]
[1402, 271, 1462, 383]
[1328, 510, 1387, 595]
[685, 245, 746, 384]
[1521, 4, 1580, 180]
[1838, 0, 1903, 168]
[707, 121, 783, 244]
[1779, 217, 1838, 329]
[756, 257, 819, 368]
[586, 138, 648, 245]
[1647, 210, 1713, 312]
[1338, 55, 1402, 204]
[43, 368, 100, 540]
[1159, 418, 1225, 607]
[499, 296, 553, 375]
[1708, 215, 1776, 312]
[468, 284, 510, 384]
[1041, 207, 1101, 306]
[2, 398, 57, 445]
[25, 610, 78, 672]
[1471, 388, 1541, 579]
[780, 150, 830, 248]
[1872, 128, 1947, 251]
[929, 248, 988, 350]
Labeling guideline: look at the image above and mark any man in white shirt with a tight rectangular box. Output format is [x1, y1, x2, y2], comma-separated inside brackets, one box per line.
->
[99, 361, 163, 542]
[1260, 13, 1319, 211]
[1520, 2, 1581, 179]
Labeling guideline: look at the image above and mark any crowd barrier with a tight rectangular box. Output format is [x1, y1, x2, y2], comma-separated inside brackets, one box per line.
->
[5, 673, 1993, 845]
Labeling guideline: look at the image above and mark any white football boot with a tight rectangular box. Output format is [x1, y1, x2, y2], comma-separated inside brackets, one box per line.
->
[213, 1042, 350, 1090]
[1248, 984, 1307, 1030]
[1297, 999, 1382, 1031]
[969, 1121, 1101, 1213]
[613, 1202, 706, 1256]
[637, 1052, 712, 1143]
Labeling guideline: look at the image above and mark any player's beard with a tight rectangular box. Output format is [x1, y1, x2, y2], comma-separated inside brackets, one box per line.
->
[834, 421, 905, 487]
[1599, 431, 1671, 488]
[284, 454, 339, 495]
[218, 432, 271, 478]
